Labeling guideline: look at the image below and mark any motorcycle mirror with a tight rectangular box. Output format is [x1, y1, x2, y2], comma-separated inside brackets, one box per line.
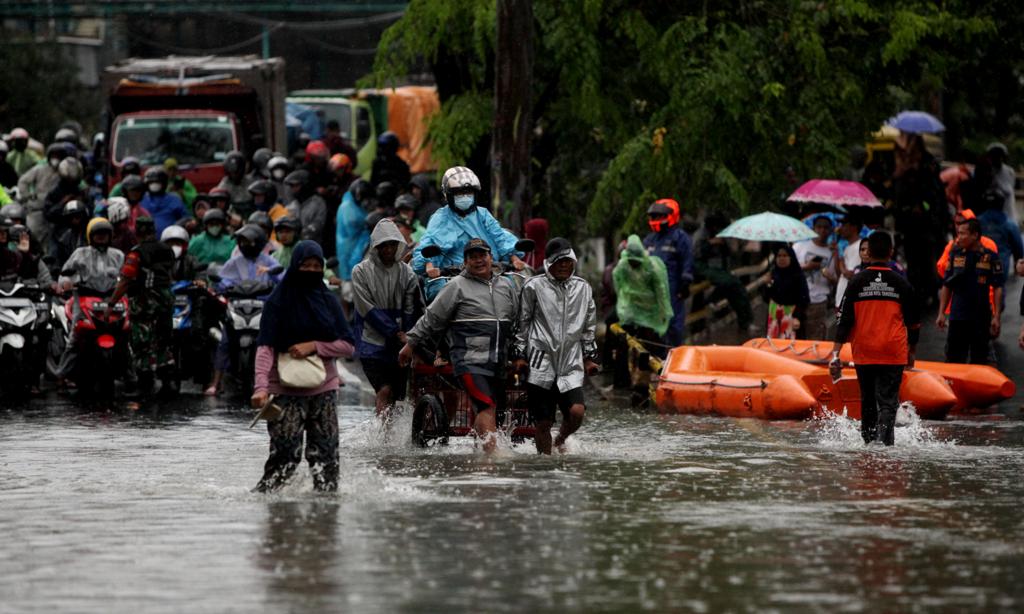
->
[268, 266, 284, 276]
[208, 273, 222, 284]
[325, 257, 339, 269]
[420, 244, 442, 259]
[514, 239, 535, 254]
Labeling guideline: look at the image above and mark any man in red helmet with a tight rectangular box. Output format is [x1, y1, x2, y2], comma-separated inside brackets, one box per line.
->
[643, 198, 694, 346]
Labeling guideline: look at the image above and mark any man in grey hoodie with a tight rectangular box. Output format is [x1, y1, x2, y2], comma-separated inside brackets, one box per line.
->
[352, 218, 419, 416]
[399, 237, 519, 453]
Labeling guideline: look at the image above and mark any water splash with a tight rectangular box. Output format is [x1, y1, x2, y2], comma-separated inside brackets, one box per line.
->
[811, 402, 956, 450]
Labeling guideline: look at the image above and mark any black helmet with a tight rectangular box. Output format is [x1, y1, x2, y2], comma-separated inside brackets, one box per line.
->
[349, 179, 373, 205]
[45, 142, 70, 162]
[224, 150, 246, 176]
[135, 216, 157, 237]
[203, 208, 227, 225]
[234, 223, 268, 258]
[247, 179, 272, 195]
[377, 131, 399, 154]
[121, 156, 142, 177]
[274, 215, 301, 231]
[284, 169, 310, 187]
[0, 203, 26, 224]
[247, 211, 272, 234]
[409, 174, 434, 194]
[54, 127, 78, 144]
[252, 147, 273, 172]
[63, 200, 87, 218]
[395, 193, 418, 211]
[121, 174, 145, 194]
[143, 166, 168, 186]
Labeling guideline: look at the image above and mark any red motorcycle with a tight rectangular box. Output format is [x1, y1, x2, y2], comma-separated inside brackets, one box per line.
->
[62, 287, 131, 397]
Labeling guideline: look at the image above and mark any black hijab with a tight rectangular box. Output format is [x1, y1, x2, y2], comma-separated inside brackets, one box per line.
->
[768, 244, 810, 307]
[256, 240, 352, 352]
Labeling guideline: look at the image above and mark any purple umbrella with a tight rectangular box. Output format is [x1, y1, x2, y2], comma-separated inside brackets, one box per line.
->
[886, 110, 945, 134]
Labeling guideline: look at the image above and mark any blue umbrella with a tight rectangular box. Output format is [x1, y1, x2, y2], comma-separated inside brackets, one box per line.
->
[716, 212, 817, 243]
[886, 110, 945, 134]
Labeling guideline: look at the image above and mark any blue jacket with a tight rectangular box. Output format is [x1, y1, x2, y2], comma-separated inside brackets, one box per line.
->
[978, 208, 1023, 274]
[216, 252, 284, 292]
[335, 190, 370, 281]
[411, 206, 520, 275]
[141, 192, 189, 237]
[643, 226, 694, 296]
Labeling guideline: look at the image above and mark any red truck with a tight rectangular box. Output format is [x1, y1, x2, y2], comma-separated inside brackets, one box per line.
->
[101, 55, 287, 194]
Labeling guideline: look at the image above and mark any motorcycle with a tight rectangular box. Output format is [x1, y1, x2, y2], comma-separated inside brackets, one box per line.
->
[0, 277, 52, 396]
[170, 274, 223, 389]
[59, 284, 131, 397]
[208, 270, 281, 394]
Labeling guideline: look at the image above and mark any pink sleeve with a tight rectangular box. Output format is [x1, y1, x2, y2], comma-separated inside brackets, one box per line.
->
[255, 345, 274, 393]
[315, 338, 355, 359]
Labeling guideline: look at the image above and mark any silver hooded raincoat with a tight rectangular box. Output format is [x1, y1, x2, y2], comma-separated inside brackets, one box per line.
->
[351, 218, 419, 360]
[513, 265, 598, 392]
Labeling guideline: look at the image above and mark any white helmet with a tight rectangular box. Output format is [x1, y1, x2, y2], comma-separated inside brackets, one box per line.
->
[106, 197, 131, 224]
[161, 224, 190, 244]
[441, 166, 481, 199]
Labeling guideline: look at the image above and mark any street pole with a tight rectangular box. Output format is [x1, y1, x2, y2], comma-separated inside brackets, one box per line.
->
[261, 24, 270, 59]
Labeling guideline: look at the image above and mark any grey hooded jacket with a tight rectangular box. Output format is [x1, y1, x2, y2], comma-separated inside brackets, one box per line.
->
[513, 271, 597, 392]
[406, 268, 519, 377]
[351, 219, 419, 360]
[57, 245, 125, 293]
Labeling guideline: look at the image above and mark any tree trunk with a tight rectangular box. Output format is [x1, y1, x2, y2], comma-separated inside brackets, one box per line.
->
[491, 0, 533, 234]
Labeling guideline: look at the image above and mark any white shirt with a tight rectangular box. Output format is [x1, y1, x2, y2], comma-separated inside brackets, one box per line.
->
[835, 239, 862, 307]
[793, 240, 834, 304]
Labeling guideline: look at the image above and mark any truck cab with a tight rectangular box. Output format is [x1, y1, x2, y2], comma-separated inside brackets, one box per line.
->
[109, 110, 239, 194]
[286, 92, 376, 177]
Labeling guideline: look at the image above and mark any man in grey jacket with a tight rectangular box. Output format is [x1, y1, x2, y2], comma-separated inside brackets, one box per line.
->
[352, 218, 419, 417]
[399, 237, 519, 453]
[513, 238, 598, 454]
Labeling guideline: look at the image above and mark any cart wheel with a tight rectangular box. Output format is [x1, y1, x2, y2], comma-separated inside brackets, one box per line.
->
[412, 394, 449, 447]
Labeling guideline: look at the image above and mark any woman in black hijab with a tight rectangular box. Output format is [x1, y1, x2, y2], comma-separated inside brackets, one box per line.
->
[764, 243, 810, 339]
[251, 240, 354, 493]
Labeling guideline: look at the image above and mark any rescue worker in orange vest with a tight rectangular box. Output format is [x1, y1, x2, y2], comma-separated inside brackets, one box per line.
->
[831, 231, 919, 446]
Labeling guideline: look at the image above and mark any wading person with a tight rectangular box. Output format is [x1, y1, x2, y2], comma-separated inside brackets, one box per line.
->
[352, 219, 418, 418]
[831, 231, 919, 446]
[250, 240, 355, 493]
[398, 238, 519, 453]
[612, 234, 673, 356]
[937, 218, 1004, 364]
[513, 238, 599, 454]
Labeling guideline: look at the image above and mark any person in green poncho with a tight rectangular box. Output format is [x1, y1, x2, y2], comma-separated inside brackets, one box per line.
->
[612, 234, 673, 356]
[188, 209, 236, 266]
[164, 158, 197, 207]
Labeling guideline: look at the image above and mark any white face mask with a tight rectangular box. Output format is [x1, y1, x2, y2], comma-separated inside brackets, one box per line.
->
[272, 169, 285, 180]
[207, 225, 223, 237]
[49, 158, 60, 169]
[148, 182, 162, 193]
[171, 245, 183, 259]
[453, 193, 474, 211]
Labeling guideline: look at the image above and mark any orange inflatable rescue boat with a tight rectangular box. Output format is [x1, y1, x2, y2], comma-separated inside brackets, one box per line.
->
[656, 345, 958, 420]
[743, 338, 1015, 412]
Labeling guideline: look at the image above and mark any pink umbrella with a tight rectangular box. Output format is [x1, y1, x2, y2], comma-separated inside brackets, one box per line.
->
[786, 179, 882, 208]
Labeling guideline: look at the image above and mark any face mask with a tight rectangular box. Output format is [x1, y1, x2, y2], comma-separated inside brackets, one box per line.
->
[171, 245, 183, 259]
[93, 243, 109, 253]
[453, 193, 474, 211]
[49, 158, 60, 169]
[148, 182, 162, 193]
[207, 225, 223, 237]
[240, 244, 261, 259]
[272, 169, 285, 180]
[293, 270, 322, 287]
[13, 140, 27, 152]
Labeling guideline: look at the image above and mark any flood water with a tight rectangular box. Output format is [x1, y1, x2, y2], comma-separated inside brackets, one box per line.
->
[4, 285, 1024, 612]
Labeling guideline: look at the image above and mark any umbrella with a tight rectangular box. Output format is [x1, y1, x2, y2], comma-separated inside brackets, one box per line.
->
[716, 212, 816, 242]
[886, 110, 945, 134]
[787, 179, 881, 208]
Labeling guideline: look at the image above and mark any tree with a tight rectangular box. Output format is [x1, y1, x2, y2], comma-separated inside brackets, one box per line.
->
[368, 1, 1010, 240]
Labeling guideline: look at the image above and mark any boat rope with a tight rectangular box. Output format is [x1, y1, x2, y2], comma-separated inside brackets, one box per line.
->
[658, 377, 768, 390]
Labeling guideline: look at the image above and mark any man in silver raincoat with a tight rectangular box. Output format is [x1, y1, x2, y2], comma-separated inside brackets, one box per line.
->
[399, 237, 519, 453]
[513, 238, 598, 454]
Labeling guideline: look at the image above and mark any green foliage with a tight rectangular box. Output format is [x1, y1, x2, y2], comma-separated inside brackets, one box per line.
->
[0, 37, 99, 138]
[368, 0, 1012, 240]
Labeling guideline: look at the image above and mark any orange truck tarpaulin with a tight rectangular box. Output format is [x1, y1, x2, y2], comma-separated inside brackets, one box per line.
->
[385, 86, 440, 174]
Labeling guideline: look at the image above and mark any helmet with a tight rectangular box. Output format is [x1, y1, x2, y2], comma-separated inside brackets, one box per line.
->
[349, 178, 373, 206]
[305, 140, 329, 161]
[267, 155, 289, 172]
[0, 216, 11, 231]
[106, 197, 131, 224]
[376, 181, 398, 203]
[121, 156, 141, 177]
[440, 166, 481, 205]
[9, 127, 29, 140]
[377, 131, 399, 153]
[284, 169, 310, 188]
[0, 140, 7, 154]
[234, 223, 267, 250]
[54, 128, 78, 144]
[208, 186, 231, 202]
[409, 174, 434, 193]
[328, 153, 353, 174]
[656, 198, 681, 227]
[58, 157, 83, 181]
[247, 211, 272, 234]
[135, 216, 157, 237]
[224, 150, 246, 175]
[646, 200, 673, 233]
[86, 217, 113, 244]
[161, 225, 190, 244]
[252, 147, 273, 172]
[203, 208, 227, 225]
[46, 142, 70, 161]
[247, 179, 273, 195]
[121, 174, 145, 194]
[274, 215, 301, 231]
[144, 166, 168, 186]
[0, 203, 26, 224]
[395, 193, 418, 211]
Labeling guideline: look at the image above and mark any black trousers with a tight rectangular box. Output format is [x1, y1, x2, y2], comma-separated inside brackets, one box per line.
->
[855, 364, 904, 446]
[945, 317, 991, 365]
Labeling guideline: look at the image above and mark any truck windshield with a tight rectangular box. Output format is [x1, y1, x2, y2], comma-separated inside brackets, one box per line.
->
[113, 117, 235, 166]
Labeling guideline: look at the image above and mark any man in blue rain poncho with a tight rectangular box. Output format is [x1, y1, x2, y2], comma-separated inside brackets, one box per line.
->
[410, 166, 525, 301]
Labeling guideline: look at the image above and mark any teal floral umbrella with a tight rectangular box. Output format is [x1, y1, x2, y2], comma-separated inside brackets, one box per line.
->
[716, 211, 816, 242]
